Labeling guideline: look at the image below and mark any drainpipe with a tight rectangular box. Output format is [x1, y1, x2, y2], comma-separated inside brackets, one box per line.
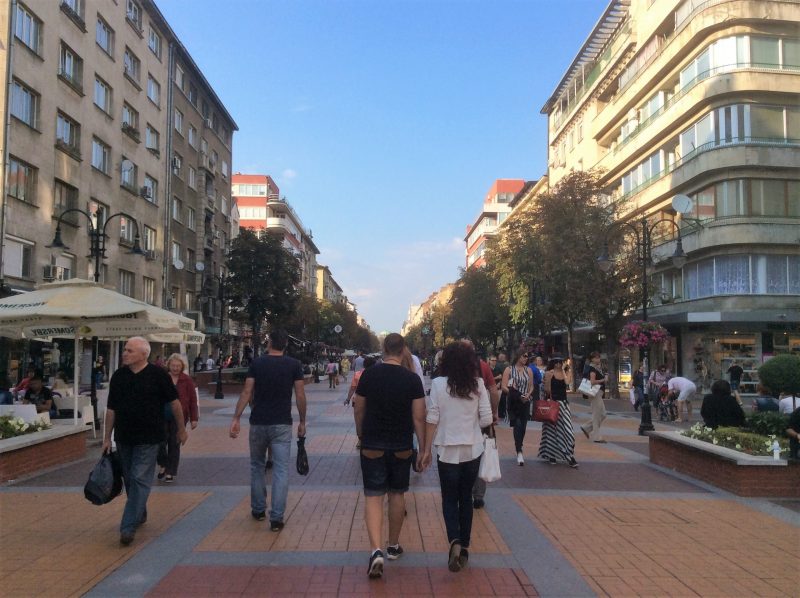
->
[162, 41, 175, 308]
[0, 1, 18, 293]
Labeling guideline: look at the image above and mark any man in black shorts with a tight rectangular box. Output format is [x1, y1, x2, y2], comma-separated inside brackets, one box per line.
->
[353, 333, 425, 579]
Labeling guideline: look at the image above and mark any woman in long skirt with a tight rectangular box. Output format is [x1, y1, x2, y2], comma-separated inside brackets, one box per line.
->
[538, 356, 578, 468]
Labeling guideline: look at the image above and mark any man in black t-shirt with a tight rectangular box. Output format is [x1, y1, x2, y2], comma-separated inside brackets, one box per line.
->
[727, 362, 744, 391]
[104, 337, 186, 546]
[353, 333, 425, 579]
[230, 329, 307, 531]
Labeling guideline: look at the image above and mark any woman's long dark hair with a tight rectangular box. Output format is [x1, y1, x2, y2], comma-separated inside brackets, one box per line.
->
[440, 342, 479, 399]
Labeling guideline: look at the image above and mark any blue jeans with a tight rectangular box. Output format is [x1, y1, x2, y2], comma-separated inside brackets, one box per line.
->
[116, 443, 159, 534]
[437, 455, 482, 548]
[249, 424, 292, 522]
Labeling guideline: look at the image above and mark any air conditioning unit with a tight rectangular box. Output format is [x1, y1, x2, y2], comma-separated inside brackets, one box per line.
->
[139, 186, 151, 199]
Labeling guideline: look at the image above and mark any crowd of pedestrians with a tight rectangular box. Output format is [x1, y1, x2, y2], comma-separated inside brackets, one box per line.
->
[97, 329, 799, 579]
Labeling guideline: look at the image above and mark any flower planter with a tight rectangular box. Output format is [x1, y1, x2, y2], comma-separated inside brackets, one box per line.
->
[0, 426, 87, 483]
[649, 431, 800, 497]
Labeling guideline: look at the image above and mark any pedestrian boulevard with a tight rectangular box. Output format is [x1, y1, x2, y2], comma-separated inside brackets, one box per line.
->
[1, 379, 798, 597]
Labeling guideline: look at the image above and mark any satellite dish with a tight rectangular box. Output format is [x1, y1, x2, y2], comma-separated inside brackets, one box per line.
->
[121, 159, 134, 174]
[174, 259, 184, 270]
[671, 194, 694, 215]
[195, 262, 205, 271]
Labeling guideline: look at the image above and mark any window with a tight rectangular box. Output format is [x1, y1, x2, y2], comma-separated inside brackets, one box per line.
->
[184, 290, 194, 310]
[119, 269, 135, 297]
[119, 216, 135, 243]
[3, 237, 33, 279]
[61, 0, 84, 24]
[789, 182, 800, 218]
[173, 152, 183, 177]
[8, 156, 37, 203]
[93, 76, 112, 113]
[187, 207, 196, 230]
[143, 277, 155, 304]
[716, 180, 744, 217]
[147, 75, 160, 106]
[56, 112, 81, 154]
[221, 160, 229, 179]
[715, 255, 750, 294]
[91, 138, 110, 174]
[172, 196, 183, 222]
[186, 248, 195, 269]
[88, 199, 108, 229]
[143, 174, 157, 203]
[96, 16, 113, 56]
[221, 196, 228, 216]
[53, 180, 79, 222]
[58, 42, 83, 91]
[122, 102, 138, 130]
[15, 3, 42, 54]
[143, 225, 156, 252]
[751, 36, 779, 67]
[145, 124, 159, 152]
[175, 64, 185, 90]
[188, 83, 198, 106]
[126, 0, 142, 31]
[147, 27, 161, 59]
[120, 157, 137, 190]
[188, 167, 196, 189]
[171, 241, 181, 264]
[174, 108, 183, 134]
[749, 105, 785, 140]
[123, 47, 140, 82]
[11, 80, 39, 128]
[188, 125, 197, 148]
[750, 180, 786, 216]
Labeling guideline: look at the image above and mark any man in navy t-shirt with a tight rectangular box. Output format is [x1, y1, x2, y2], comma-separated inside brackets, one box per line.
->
[230, 329, 307, 531]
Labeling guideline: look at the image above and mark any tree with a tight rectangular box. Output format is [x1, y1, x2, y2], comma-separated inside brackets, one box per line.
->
[449, 267, 509, 353]
[225, 229, 300, 356]
[758, 355, 800, 396]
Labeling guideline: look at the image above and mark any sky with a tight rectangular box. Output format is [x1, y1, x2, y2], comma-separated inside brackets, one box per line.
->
[157, 0, 609, 333]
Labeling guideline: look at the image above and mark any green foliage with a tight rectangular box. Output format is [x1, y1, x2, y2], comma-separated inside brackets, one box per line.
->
[225, 229, 301, 350]
[0, 415, 51, 439]
[758, 354, 800, 395]
[683, 423, 788, 456]
[745, 411, 791, 437]
[448, 267, 508, 351]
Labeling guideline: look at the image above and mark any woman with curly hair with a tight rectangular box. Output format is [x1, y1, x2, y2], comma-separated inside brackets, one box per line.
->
[420, 342, 493, 573]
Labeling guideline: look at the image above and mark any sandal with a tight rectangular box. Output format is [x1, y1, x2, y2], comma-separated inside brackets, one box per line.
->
[157, 468, 166, 480]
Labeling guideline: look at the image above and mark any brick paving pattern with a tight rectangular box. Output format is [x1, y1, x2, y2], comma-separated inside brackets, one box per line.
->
[1, 382, 797, 597]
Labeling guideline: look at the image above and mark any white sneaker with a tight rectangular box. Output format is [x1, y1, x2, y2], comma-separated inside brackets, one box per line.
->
[517, 452, 524, 466]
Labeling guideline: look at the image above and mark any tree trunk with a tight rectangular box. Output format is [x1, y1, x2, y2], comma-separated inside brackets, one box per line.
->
[604, 334, 620, 399]
[566, 322, 575, 390]
[251, 319, 261, 358]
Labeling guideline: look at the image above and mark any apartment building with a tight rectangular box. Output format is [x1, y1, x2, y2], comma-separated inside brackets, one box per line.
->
[0, 0, 236, 360]
[542, 0, 800, 391]
[315, 265, 344, 305]
[464, 179, 525, 269]
[232, 173, 319, 295]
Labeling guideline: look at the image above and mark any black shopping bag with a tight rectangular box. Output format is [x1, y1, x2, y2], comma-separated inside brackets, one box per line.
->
[296, 436, 309, 475]
[84, 451, 123, 505]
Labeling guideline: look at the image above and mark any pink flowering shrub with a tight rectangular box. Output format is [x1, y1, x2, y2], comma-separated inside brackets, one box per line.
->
[619, 320, 670, 349]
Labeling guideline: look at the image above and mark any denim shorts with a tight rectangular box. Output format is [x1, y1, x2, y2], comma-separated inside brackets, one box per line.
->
[360, 448, 413, 496]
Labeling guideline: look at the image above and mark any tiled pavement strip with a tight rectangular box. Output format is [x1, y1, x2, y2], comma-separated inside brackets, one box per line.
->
[1, 380, 798, 597]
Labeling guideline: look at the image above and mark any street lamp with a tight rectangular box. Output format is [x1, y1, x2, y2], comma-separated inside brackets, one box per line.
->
[596, 215, 687, 435]
[213, 274, 226, 399]
[48, 208, 146, 427]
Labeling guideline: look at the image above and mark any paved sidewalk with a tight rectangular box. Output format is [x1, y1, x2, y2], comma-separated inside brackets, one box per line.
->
[1, 378, 798, 597]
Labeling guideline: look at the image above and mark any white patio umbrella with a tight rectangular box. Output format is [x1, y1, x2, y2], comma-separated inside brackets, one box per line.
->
[0, 279, 204, 424]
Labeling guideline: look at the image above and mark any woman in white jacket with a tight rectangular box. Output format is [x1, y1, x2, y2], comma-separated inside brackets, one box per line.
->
[420, 341, 493, 573]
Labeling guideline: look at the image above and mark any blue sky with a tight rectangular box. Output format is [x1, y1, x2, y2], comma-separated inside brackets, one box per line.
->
[157, 0, 608, 333]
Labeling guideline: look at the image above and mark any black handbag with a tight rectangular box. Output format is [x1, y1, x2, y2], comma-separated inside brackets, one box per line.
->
[296, 436, 309, 475]
[84, 451, 123, 505]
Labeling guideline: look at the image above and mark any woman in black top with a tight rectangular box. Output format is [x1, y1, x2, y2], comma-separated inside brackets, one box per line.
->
[538, 357, 578, 468]
[701, 379, 746, 429]
[579, 352, 608, 442]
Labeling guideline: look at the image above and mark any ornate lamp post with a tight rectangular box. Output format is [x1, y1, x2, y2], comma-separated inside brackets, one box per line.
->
[596, 216, 687, 435]
[48, 208, 146, 427]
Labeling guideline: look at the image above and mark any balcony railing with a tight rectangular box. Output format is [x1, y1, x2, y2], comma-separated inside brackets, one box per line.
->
[615, 137, 800, 202]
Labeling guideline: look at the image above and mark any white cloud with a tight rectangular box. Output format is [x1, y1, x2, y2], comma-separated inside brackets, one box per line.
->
[292, 103, 312, 113]
[282, 168, 297, 180]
